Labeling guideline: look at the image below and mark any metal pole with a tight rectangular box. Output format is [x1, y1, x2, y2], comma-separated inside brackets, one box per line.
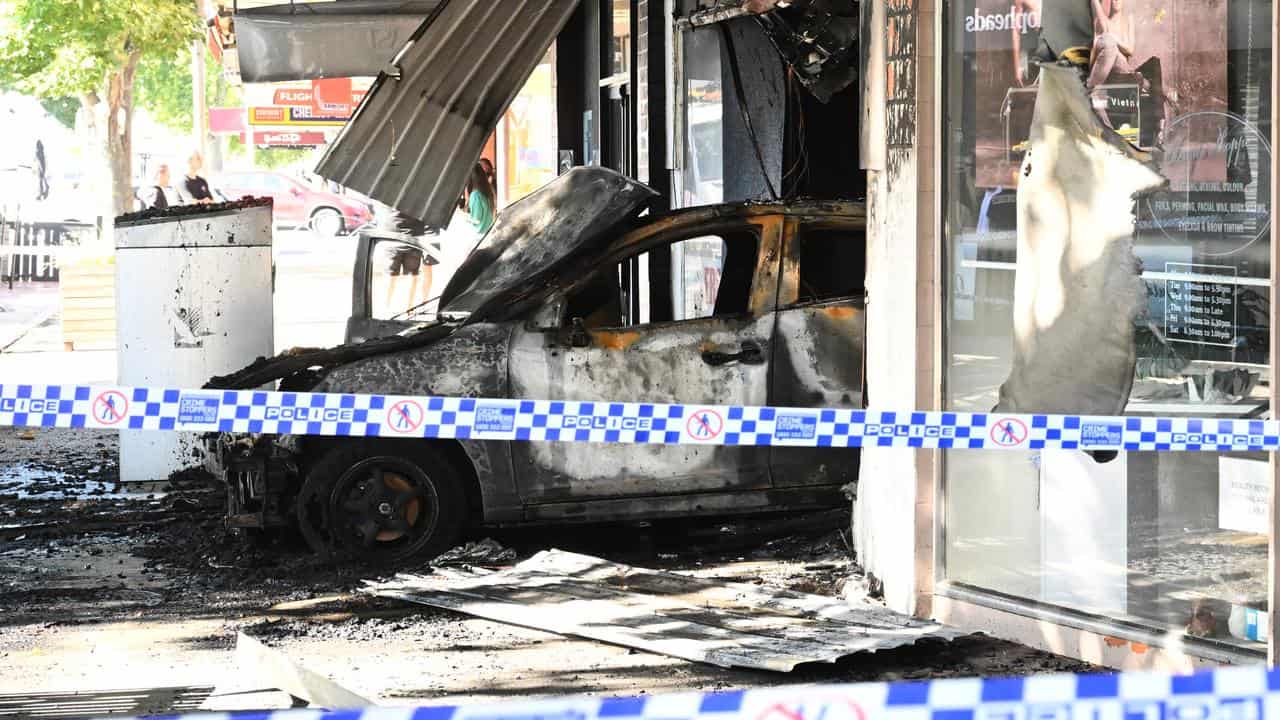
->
[1268, 0, 1278, 667]
[192, 39, 209, 162]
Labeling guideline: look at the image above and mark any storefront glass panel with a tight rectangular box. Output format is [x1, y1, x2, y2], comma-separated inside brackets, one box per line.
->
[942, 0, 1273, 653]
[500, 46, 558, 205]
[680, 26, 724, 206]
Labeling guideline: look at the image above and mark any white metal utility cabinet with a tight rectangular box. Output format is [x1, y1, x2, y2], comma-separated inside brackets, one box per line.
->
[114, 200, 274, 483]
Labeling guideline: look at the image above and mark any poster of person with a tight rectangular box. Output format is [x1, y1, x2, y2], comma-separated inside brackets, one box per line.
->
[967, 0, 1228, 189]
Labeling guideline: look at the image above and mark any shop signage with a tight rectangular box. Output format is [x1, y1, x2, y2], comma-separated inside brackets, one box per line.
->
[252, 131, 327, 147]
[248, 106, 347, 126]
[273, 87, 313, 106]
[208, 107, 246, 134]
[963, 6, 1038, 34]
[1219, 457, 1268, 534]
[1164, 263, 1237, 347]
[271, 78, 365, 115]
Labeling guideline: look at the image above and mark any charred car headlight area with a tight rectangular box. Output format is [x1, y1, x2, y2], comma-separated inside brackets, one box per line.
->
[206, 168, 867, 566]
[212, 432, 301, 530]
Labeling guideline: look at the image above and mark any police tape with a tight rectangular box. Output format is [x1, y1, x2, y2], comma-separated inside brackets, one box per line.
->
[0, 382, 1276, 452]
[94, 664, 1280, 720]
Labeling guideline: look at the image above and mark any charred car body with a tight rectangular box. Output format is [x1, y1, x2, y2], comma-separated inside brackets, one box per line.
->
[210, 168, 865, 563]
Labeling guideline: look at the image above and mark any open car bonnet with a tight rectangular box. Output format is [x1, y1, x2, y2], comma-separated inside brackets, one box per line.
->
[439, 167, 659, 320]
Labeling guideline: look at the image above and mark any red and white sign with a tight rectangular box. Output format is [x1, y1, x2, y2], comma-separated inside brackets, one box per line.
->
[246, 77, 371, 127]
[209, 107, 246, 134]
[253, 131, 327, 147]
[273, 87, 314, 106]
[248, 106, 287, 124]
[311, 77, 354, 116]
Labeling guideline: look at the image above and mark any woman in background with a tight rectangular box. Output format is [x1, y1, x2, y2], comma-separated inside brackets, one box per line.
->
[465, 162, 495, 236]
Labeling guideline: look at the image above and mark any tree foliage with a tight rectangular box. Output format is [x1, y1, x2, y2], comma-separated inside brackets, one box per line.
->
[136, 45, 238, 133]
[0, 0, 199, 99]
[0, 0, 200, 214]
[254, 147, 312, 170]
[134, 48, 194, 131]
[39, 96, 80, 128]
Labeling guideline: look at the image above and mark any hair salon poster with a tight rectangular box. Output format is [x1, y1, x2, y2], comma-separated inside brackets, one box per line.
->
[959, 0, 1272, 361]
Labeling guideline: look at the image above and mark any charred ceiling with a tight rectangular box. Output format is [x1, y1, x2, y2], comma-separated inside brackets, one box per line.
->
[686, 0, 860, 104]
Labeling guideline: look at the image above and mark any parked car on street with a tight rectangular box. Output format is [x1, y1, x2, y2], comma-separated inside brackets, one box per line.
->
[211, 171, 372, 236]
[208, 167, 866, 566]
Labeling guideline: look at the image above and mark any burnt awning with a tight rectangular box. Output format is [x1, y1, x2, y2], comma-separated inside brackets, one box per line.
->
[234, 0, 442, 83]
[315, 0, 580, 228]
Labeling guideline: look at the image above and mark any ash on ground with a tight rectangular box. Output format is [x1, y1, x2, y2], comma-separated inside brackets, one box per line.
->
[0, 426, 1098, 704]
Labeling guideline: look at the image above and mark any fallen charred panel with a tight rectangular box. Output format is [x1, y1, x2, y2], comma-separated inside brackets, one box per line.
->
[365, 550, 965, 672]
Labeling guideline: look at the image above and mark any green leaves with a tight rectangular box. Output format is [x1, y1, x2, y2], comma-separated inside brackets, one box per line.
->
[0, 0, 200, 98]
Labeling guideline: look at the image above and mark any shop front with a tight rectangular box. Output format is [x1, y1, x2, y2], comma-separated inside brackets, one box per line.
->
[931, 0, 1275, 665]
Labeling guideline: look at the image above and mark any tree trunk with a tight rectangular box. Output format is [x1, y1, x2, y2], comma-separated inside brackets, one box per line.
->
[105, 50, 142, 216]
[78, 91, 112, 246]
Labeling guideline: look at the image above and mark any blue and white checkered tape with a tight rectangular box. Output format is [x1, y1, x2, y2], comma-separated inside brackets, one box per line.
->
[105, 665, 1280, 720]
[0, 382, 1275, 451]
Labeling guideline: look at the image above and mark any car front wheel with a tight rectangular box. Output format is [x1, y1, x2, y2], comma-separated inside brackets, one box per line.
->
[296, 440, 466, 566]
[309, 207, 344, 237]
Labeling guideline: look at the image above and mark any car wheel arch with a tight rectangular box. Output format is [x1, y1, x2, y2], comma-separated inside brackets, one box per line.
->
[297, 435, 486, 522]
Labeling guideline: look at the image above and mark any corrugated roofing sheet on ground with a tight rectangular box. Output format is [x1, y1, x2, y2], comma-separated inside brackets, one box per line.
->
[316, 0, 580, 228]
[364, 549, 966, 672]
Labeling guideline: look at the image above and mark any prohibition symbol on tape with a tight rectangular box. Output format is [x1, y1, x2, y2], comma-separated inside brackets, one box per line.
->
[93, 390, 129, 425]
[386, 400, 424, 433]
[756, 697, 868, 720]
[686, 408, 724, 440]
[990, 417, 1028, 447]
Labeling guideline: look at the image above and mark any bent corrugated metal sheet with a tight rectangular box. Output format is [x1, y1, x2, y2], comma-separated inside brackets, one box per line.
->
[364, 550, 964, 672]
[315, 0, 580, 228]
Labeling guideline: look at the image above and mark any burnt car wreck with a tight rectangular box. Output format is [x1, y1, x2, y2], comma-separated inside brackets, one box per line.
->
[207, 168, 866, 564]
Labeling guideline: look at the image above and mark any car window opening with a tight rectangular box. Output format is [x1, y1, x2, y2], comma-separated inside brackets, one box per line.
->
[797, 228, 865, 304]
[567, 230, 760, 330]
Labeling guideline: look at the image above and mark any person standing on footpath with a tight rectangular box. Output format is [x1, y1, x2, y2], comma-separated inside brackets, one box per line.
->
[142, 164, 172, 210]
[465, 162, 495, 235]
[183, 151, 214, 204]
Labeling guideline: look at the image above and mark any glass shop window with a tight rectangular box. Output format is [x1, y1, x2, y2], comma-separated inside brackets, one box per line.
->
[942, 0, 1273, 654]
[680, 25, 725, 207]
[500, 45, 557, 206]
[797, 228, 865, 303]
[565, 231, 759, 329]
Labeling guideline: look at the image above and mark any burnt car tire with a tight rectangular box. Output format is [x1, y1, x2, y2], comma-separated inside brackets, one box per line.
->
[296, 440, 466, 566]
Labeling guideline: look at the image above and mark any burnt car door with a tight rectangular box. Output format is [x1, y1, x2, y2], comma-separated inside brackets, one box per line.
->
[345, 230, 434, 344]
[506, 216, 785, 509]
[770, 216, 866, 488]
